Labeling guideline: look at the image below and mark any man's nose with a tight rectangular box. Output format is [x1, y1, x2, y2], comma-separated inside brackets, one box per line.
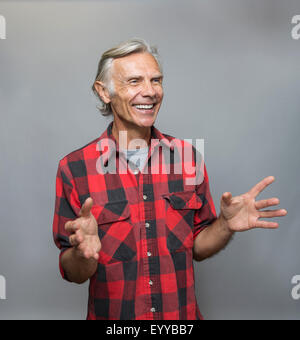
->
[141, 80, 156, 97]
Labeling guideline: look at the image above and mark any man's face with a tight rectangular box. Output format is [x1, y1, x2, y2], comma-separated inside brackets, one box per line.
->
[109, 52, 164, 128]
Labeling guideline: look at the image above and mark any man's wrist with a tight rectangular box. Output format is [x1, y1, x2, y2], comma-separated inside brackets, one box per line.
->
[218, 213, 235, 235]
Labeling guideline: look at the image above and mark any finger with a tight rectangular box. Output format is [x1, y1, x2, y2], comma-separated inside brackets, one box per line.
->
[259, 209, 287, 218]
[221, 192, 232, 206]
[255, 220, 279, 229]
[75, 229, 84, 243]
[255, 197, 280, 210]
[79, 197, 93, 218]
[248, 176, 275, 198]
[69, 234, 80, 247]
[82, 249, 99, 260]
[65, 220, 79, 233]
[82, 250, 90, 259]
[83, 250, 95, 260]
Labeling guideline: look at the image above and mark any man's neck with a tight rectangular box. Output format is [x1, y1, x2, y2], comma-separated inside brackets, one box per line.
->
[111, 119, 151, 150]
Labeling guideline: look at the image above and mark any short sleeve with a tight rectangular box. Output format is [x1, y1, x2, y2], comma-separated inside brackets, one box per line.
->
[193, 163, 217, 239]
[52, 159, 81, 280]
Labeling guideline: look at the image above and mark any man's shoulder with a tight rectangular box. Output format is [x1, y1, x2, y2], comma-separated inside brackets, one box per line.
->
[160, 131, 175, 141]
[156, 129, 197, 151]
[152, 126, 179, 145]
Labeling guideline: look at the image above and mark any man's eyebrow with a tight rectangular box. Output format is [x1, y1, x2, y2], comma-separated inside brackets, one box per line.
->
[125, 75, 143, 81]
[152, 74, 163, 80]
[125, 74, 163, 81]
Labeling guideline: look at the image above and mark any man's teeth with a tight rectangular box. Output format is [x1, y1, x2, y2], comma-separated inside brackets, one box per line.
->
[134, 104, 154, 109]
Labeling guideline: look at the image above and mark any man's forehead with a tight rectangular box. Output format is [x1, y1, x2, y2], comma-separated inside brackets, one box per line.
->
[112, 52, 161, 77]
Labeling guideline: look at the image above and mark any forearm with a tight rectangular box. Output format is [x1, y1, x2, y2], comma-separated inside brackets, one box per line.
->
[60, 247, 98, 284]
[193, 215, 234, 261]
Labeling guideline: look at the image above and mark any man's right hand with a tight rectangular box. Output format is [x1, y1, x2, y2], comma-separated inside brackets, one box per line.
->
[65, 197, 101, 261]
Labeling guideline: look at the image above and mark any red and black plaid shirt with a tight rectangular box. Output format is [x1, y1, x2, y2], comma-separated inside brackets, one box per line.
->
[53, 122, 217, 320]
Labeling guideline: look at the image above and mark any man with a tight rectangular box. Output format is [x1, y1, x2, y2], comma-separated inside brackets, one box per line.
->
[53, 38, 287, 320]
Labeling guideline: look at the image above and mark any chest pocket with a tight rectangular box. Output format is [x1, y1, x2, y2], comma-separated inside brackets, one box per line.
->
[163, 191, 203, 252]
[94, 200, 136, 265]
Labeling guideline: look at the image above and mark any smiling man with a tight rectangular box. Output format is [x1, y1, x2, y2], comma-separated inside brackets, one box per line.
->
[52, 38, 287, 320]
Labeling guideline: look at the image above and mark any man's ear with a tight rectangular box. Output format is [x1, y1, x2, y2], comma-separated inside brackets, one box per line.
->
[93, 81, 111, 104]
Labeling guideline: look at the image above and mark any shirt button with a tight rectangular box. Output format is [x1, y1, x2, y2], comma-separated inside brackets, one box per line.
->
[147, 251, 152, 257]
[145, 222, 150, 228]
[134, 169, 139, 175]
[143, 194, 148, 200]
[149, 280, 153, 286]
[150, 307, 156, 313]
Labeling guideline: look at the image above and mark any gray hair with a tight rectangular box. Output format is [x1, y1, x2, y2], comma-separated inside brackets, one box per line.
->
[92, 38, 163, 116]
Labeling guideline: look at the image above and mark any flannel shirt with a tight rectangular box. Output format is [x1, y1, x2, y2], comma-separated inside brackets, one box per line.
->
[53, 122, 217, 320]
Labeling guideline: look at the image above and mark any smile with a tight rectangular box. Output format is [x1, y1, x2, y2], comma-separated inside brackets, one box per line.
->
[133, 104, 154, 109]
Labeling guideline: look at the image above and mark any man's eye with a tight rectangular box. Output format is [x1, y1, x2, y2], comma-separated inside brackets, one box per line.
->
[153, 78, 162, 84]
[129, 79, 139, 85]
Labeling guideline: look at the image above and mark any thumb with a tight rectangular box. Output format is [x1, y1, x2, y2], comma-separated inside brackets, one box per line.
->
[79, 197, 93, 217]
[221, 192, 232, 206]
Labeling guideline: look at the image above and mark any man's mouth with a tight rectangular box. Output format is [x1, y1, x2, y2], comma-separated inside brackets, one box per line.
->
[134, 104, 154, 110]
[132, 103, 156, 113]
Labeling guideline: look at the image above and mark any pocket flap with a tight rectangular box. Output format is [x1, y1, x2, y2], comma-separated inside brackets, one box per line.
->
[93, 200, 130, 225]
[163, 191, 203, 210]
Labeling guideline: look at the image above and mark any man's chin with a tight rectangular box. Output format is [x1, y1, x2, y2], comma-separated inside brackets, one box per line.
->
[130, 113, 157, 128]
[135, 117, 156, 128]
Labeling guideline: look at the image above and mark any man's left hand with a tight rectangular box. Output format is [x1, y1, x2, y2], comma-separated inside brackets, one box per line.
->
[220, 176, 287, 232]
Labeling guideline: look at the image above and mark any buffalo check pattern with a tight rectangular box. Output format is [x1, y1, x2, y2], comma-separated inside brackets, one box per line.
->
[53, 122, 217, 320]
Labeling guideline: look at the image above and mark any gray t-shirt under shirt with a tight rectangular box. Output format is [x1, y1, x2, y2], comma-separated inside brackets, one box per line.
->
[121, 147, 149, 172]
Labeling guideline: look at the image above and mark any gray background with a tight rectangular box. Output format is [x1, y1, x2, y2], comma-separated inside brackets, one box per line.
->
[0, 0, 299, 320]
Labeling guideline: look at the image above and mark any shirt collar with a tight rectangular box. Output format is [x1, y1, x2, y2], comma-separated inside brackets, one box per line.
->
[97, 121, 175, 166]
